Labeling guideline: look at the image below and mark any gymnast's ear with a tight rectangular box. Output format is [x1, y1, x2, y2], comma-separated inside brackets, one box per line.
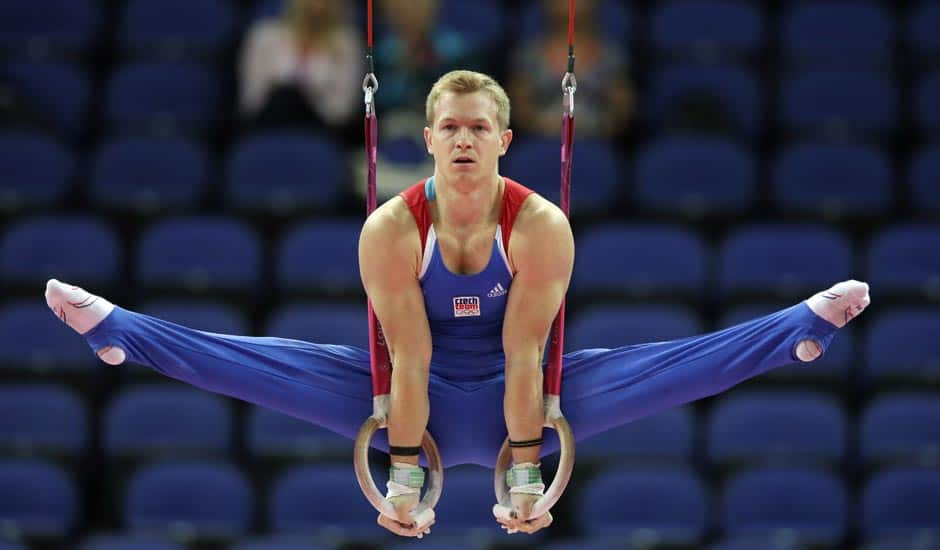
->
[499, 128, 513, 156]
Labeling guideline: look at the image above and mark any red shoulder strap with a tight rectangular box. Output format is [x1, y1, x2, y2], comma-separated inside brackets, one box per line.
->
[398, 179, 432, 249]
[499, 177, 535, 253]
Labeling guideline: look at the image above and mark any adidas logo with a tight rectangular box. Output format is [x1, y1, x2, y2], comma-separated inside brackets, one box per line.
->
[487, 283, 508, 298]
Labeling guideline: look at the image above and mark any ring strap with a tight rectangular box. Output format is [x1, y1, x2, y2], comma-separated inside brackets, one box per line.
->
[389, 445, 421, 456]
[508, 437, 543, 448]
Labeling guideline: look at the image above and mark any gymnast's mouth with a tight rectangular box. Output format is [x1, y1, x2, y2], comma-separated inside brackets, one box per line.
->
[453, 156, 475, 164]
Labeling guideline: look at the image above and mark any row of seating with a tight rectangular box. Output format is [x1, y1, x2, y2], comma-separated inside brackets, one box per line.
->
[1, 458, 937, 545]
[3, 0, 939, 63]
[2, 384, 937, 469]
[4, 60, 939, 140]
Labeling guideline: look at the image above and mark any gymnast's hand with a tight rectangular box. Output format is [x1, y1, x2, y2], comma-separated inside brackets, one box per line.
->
[494, 492, 553, 535]
[378, 480, 435, 538]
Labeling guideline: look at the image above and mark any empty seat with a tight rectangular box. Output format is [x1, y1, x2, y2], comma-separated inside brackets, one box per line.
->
[916, 72, 940, 135]
[862, 469, 940, 540]
[105, 62, 221, 133]
[137, 216, 262, 294]
[722, 468, 847, 545]
[0, 0, 101, 57]
[650, 0, 763, 60]
[864, 308, 940, 383]
[119, 0, 235, 59]
[861, 393, 940, 467]
[909, 1, 940, 59]
[104, 385, 232, 458]
[781, 70, 897, 137]
[782, 1, 893, 67]
[566, 304, 702, 350]
[500, 137, 621, 216]
[226, 132, 347, 215]
[232, 536, 333, 550]
[911, 147, 940, 216]
[0, 384, 87, 456]
[139, 300, 249, 335]
[634, 136, 756, 217]
[718, 224, 852, 299]
[79, 534, 186, 550]
[867, 224, 940, 299]
[1, 62, 90, 136]
[0, 216, 120, 289]
[571, 223, 707, 300]
[646, 64, 761, 135]
[576, 467, 707, 544]
[578, 406, 695, 463]
[710, 536, 809, 550]
[90, 137, 209, 214]
[772, 142, 892, 219]
[277, 219, 363, 296]
[707, 391, 846, 467]
[124, 460, 252, 539]
[269, 464, 380, 535]
[265, 303, 368, 349]
[0, 301, 96, 373]
[0, 459, 76, 538]
[0, 132, 74, 213]
[247, 406, 349, 460]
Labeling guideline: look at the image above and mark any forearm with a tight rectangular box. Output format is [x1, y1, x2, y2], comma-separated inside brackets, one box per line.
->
[388, 361, 429, 466]
[504, 353, 544, 465]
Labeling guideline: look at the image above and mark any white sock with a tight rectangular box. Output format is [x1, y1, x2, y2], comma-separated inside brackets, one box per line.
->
[45, 279, 125, 365]
[796, 279, 871, 362]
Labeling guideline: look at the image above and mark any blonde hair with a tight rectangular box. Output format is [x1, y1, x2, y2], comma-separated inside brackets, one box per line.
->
[425, 70, 511, 130]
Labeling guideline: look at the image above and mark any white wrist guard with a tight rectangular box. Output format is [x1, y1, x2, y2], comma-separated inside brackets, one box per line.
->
[386, 462, 423, 498]
[507, 462, 545, 495]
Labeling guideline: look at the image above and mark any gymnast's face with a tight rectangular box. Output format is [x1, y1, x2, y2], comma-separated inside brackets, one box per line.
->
[424, 91, 512, 185]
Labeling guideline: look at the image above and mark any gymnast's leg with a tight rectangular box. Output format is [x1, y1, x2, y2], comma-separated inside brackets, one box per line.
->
[551, 280, 871, 452]
[44, 278, 376, 439]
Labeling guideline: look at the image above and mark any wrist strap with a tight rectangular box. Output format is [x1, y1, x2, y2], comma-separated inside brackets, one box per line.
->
[389, 445, 421, 456]
[389, 462, 425, 489]
[508, 437, 543, 448]
[506, 462, 543, 488]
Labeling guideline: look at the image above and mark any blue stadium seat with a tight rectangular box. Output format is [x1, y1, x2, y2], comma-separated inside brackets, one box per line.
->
[718, 224, 852, 299]
[634, 137, 755, 217]
[576, 467, 707, 544]
[124, 460, 252, 538]
[862, 469, 940, 540]
[90, 137, 209, 213]
[722, 468, 847, 545]
[577, 406, 695, 464]
[0, 132, 74, 213]
[781, 70, 897, 137]
[137, 216, 262, 294]
[519, 0, 632, 43]
[571, 223, 707, 300]
[0, 459, 76, 538]
[863, 537, 940, 550]
[864, 308, 940, 383]
[916, 72, 940, 136]
[867, 224, 940, 299]
[247, 406, 349, 460]
[265, 303, 368, 349]
[650, 0, 763, 60]
[437, 0, 505, 53]
[432, 465, 513, 539]
[707, 391, 846, 467]
[1, 62, 90, 136]
[500, 137, 621, 216]
[545, 538, 650, 550]
[105, 62, 221, 133]
[226, 132, 347, 215]
[909, 1, 940, 59]
[269, 464, 380, 536]
[0, 0, 101, 57]
[566, 304, 702, 350]
[277, 219, 363, 296]
[79, 534, 186, 550]
[104, 385, 232, 458]
[718, 304, 854, 382]
[782, 1, 893, 67]
[861, 393, 940, 467]
[647, 64, 761, 135]
[139, 300, 249, 335]
[772, 143, 892, 218]
[911, 147, 940, 216]
[232, 536, 333, 550]
[0, 301, 96, 373]
[0, 542, 27, 550]
[119, 0, 235, 59]
[0, 384, 87, 457]
[710, 537, 808, 550]
[0, 216, 120, 289]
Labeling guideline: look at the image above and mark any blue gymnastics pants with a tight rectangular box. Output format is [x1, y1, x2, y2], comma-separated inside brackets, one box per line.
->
[83, 302, 837, 467]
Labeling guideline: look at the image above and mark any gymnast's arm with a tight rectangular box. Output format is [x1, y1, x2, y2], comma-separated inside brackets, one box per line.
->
[502, 195, 574, 488]
[359, 198, 433, 467]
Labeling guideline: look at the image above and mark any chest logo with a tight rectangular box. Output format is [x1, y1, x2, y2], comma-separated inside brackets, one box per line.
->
[487, 283, 507, 298]
[453, 296, 481, 317]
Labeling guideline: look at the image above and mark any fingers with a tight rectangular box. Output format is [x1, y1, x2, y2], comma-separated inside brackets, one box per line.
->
[496, 510, 553, 535]
[377, 513, 435, 538]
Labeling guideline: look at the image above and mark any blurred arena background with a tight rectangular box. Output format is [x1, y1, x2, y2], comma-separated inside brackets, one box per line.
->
[0, 0, 939, 549]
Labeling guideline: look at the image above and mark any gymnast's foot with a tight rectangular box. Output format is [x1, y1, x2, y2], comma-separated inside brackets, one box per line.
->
[796, 279, 871, 361]
[44, 279, 126, 365]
